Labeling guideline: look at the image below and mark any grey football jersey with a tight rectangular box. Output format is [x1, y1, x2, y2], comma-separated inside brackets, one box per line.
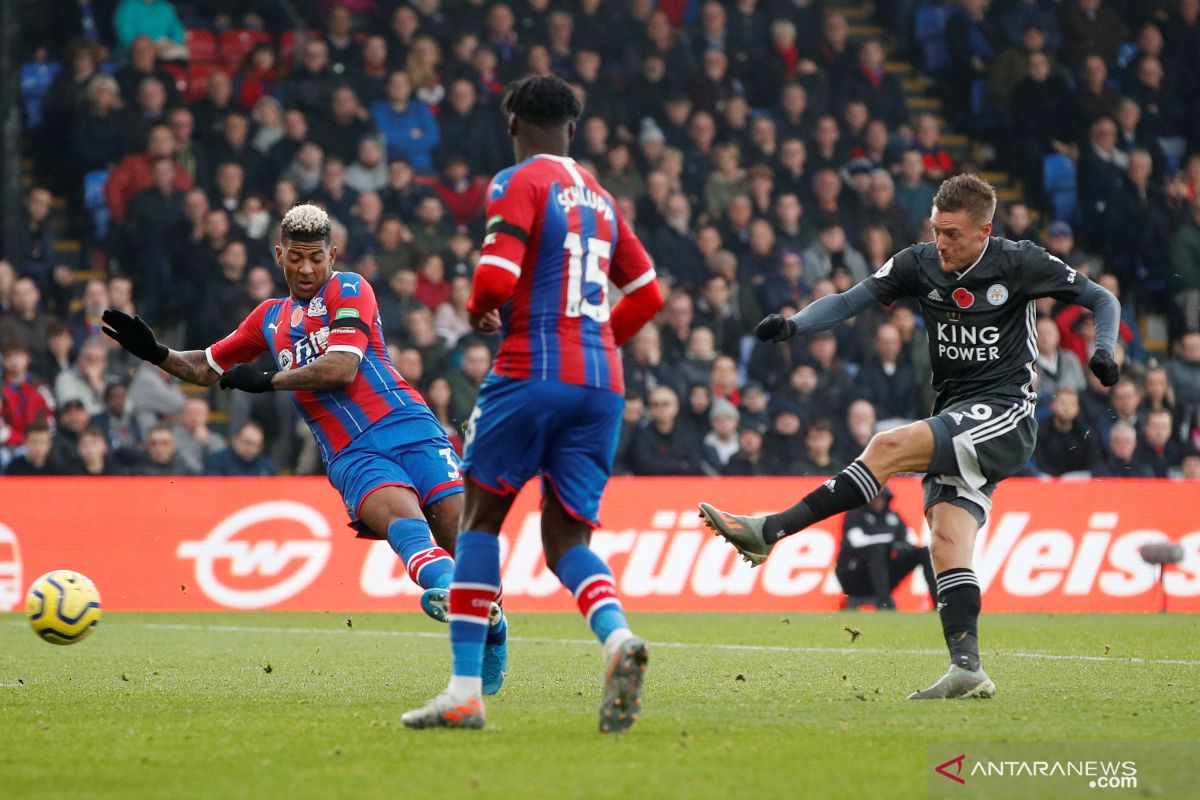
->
[863, 237, 1087, 412]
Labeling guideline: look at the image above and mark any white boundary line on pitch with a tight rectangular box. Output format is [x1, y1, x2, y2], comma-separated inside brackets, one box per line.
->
[133, 622, 1200, 667]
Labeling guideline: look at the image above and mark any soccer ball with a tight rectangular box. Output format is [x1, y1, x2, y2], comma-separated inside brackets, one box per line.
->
[25, 570, 102, 645]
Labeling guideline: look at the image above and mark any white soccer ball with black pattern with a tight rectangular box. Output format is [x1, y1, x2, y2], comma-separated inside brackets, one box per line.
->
[25, 570, 102, 645]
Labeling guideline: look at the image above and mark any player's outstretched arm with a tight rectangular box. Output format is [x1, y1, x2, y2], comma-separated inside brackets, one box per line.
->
[102, 308, 220, 387]
[1075, 280, 1123, 386]
[756, 282, 878, 343]
[218, 351, 360, 394]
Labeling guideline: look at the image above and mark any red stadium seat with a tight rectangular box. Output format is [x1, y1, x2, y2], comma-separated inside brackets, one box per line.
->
[185, 28, 218, 63]
[219, 29, 273, 68]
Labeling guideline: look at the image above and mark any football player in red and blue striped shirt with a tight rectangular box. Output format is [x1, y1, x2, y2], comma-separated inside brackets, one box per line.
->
[402, 75, 664, 732]
[102, 204, 507, 693]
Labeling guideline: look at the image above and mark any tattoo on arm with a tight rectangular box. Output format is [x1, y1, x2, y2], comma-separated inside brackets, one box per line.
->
[271, 351, 360, 392]
[161, 350, 220, 387]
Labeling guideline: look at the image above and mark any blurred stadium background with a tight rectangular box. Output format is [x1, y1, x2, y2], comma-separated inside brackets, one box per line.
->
[1, 0, 1199, 607]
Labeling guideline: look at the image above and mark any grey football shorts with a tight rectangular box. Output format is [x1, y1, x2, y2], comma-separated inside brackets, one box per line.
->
[922, 396, 1037, 526]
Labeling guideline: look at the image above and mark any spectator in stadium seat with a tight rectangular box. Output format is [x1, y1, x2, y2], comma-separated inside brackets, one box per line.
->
[1113, 98, 1167, 178]
[794, 417, 836, 477]
[115, 35, 181, 109]
[1035, 315, 1088, 400]
[680, 383, 714, 437]
[1182, 444, 1200, 479]
[122, 157, 186, 317]
[1010, 50, 1078, 207]
[1060, 0, 1129, 67]
[113, 0, 185, 54]
[371, 71, 439, 174]
[74, 426, 124, 476]
[701, 397, 741, 474]
[12, 188, 56, 291]
[1166, 332, 1200, 413]
[1170, 201, 1200, 333]
[210, 161, 246, 215]
[172, 397, 225, 474]
[1106, 150, 1174, 285]
[430, 156, 487, 228]
[860, 170, 917, 249]
[280, 39, 339, 121]
[265, 109, 308, 183]
[703, 143, 748, 218]
[1, 341, 53, 453]
[912, 113, 953, 182]
[802, 223, 870, 283]
[344, 138, 389, 194]
[647, 195, 707, 290]
[5, 422, 63, 476]
[136, 423, 192, 476]
[1094, 421, 1153, 477]
[190, 70, 235, 149]
[1035, 388, 1103, 475]
[676, 327, 718, 391]
[629, 385, 704, 476]
[204, 421, 278, 477]
[311, 86, 378, 168]
[54, 338, 108, 417]
[722, 422, 767, 476]
[89, 380, 142, 461]
[191, 240, 253, 348]
[854, 323, 920, 424]
[892, 148, 936, 230]
[847, 40, 907, 128]
[995, 0, 1062, 52]
[1123, 56, 1182, 140]
[208, 114, 267, 196]
[282, 142, 325, 197]
[623, 324, 680, 399]
[693, 274, 742, 359]
[105, 124, 190, 222]
[447, 340, 492, 429]
[760, 402, 805, 474]
[128, 358, 186, 436]
[1136, 407, 1181, 477]
[1075, 54, 1121, 131]
[1077, 117, 1128, 247]
[755, 245, 806, 316]
[168, 108, 210, 190]
[72, 76, 126, 181]
[834, 397, 877, 464]
[324, 4, 362, 74]
[310, 158, 359, 225]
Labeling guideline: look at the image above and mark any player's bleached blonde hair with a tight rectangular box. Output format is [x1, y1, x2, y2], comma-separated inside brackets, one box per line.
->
[280, 203, 332, 243]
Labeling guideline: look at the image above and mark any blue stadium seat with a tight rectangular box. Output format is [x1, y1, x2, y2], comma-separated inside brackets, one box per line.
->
[20, 62, 60, 129]
[1050, 190, 1079, 225]
[915, 5, 951, 75]
[84, 169, 111, 241]
[1042, 153, 1076, 194]
[970, 79, 986, 115]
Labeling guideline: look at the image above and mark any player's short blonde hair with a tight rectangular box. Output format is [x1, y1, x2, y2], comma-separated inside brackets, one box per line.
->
[280, 204, 332, 243]
[933, 173, 997, 224]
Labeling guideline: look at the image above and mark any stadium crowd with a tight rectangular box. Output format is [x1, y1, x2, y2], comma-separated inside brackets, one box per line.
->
[3, 0, 1200, 480]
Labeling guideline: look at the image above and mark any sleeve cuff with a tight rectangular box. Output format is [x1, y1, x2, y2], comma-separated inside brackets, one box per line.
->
[204, 347, 225, 375]
[619, 270, 658, 294]
[326, 344, 365, 360]
[478, 254, 522, 277]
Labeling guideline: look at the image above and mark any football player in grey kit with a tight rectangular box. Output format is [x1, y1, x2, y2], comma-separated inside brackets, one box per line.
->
[700, 174, 1121, 699]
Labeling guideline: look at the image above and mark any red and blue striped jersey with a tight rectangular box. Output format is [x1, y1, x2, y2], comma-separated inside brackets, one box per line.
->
[205, 271, 426, 464]
[478, 154, 656, 395]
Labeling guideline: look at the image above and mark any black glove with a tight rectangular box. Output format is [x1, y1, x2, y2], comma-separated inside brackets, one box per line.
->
[1088, 348, 1120, 387]
[219, 364, 278, 393]
[754, 313, 796, 343]
[100, 309, 168, 365]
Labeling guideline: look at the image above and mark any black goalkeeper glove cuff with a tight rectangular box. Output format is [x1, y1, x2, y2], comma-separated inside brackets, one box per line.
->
[219, 364, 278, 393]
[1088, 348, 1120, 387]
[100, 309, 169, 365]
[754, 313, 797, 343]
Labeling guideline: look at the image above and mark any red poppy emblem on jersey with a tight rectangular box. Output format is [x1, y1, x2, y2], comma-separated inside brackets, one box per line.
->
[952, 288, 975, 309]
[290, 306, 304, 327]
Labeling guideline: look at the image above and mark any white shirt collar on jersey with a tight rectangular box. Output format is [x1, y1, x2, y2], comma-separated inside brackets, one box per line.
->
[953, 238, 990, 281]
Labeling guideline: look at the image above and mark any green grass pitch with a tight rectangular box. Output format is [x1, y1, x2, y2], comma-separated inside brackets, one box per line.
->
[2, 612, 1197, 800]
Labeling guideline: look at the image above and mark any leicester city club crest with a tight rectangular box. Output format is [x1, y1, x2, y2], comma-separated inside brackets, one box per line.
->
[986, 284, 1009, 306]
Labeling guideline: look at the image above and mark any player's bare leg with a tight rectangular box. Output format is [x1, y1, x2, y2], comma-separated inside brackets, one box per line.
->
[542, 489, 648, 734]
[909, 502, 994, 699]
[700, 421, 935, 565]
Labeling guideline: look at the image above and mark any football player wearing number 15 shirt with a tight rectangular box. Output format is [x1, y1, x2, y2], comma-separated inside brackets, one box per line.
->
[403, 76, 664, 732]
[101, 204, 507, 694]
